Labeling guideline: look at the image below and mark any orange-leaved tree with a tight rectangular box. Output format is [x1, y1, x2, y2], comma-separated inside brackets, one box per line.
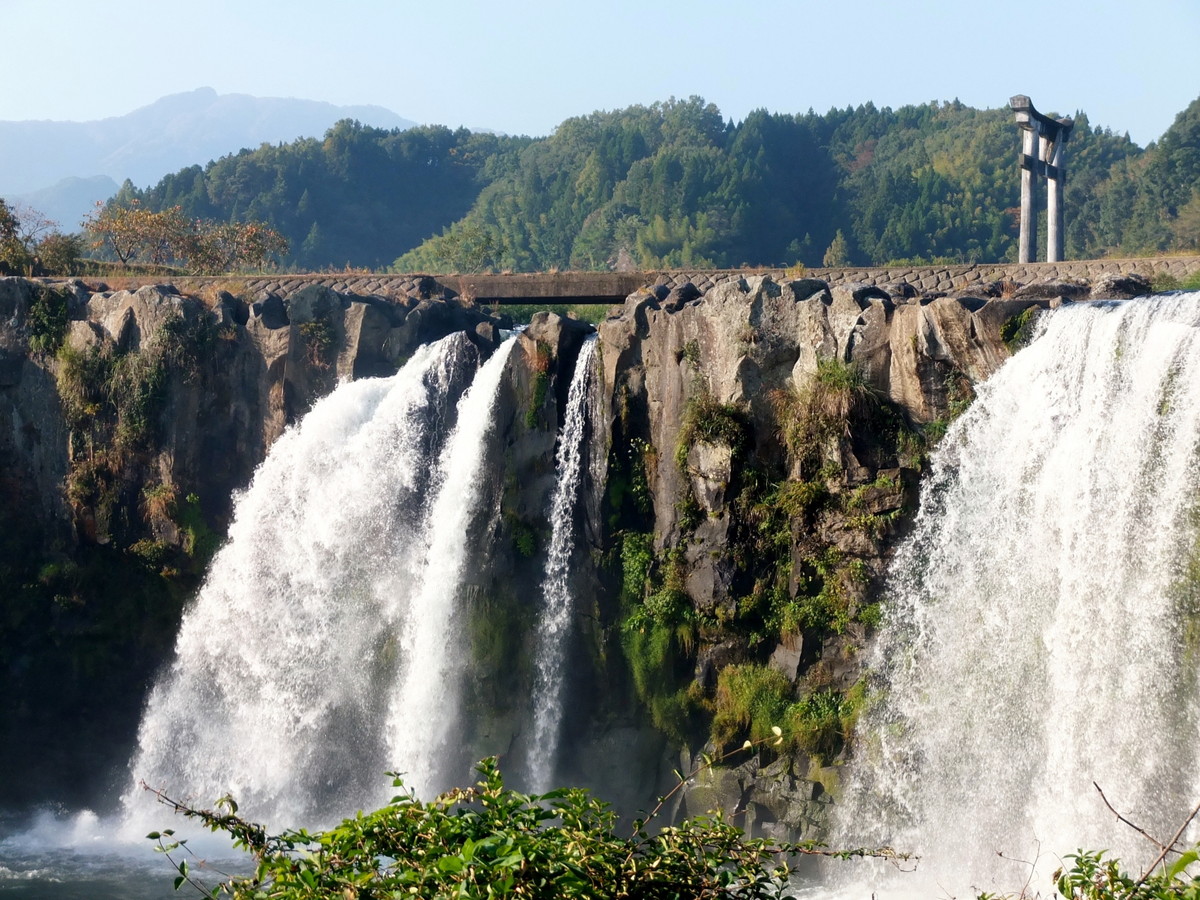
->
[85, 201, 287, 273]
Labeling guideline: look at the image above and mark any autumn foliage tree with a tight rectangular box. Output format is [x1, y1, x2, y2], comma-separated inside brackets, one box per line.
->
[84, 201, 287, 273]
[84, 200, 160, 265]
[181, 220, 289, 273]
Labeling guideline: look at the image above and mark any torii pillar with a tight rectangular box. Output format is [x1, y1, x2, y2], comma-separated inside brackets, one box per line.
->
[1011, 95, 1074, 263]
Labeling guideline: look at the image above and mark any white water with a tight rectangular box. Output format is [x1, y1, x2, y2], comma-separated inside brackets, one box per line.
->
[383, 334, 518, 794]
[122, 333, 516, 832]
[833, 294, 1200, 896]
[524, 335, 598, 790]
[0, 808, 242, 900]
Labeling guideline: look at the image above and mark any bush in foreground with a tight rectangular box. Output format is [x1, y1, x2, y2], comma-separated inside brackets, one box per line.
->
[1047, 847, 1200, 900]
[146, 756, 894, 899]
[147, 758, 1200, 899]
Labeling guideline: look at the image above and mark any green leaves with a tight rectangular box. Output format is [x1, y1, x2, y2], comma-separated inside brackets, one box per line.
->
[1168, 849, 1200, 881]
[436, 854, 466, 874]
[25, 286, 69, 354]
[1052, 847, 1200, 900]
[145, 757, 863, 899]
[172, 859, 189, 891]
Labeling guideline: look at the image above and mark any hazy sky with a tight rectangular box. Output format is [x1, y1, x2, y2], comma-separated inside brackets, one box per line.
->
[5, 0, 1198, 146]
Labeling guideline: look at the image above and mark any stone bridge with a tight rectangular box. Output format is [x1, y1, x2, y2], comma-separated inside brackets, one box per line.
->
[84, 256, 1200, 306]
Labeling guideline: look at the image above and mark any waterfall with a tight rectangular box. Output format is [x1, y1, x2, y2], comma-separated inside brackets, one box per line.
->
[524, 335, 597, 790]
[122, 333, 516, 830]
[383, 334, 518, 795]
[833, 293, 1200, 896]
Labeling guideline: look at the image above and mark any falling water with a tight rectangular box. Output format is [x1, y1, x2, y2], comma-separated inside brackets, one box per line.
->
[833, 293, 1200, 896]
[384, 334, 518, 795]
[123, 333, 516, 831]
[524, 335, 598, 790]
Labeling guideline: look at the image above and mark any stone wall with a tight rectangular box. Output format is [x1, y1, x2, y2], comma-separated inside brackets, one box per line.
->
[46, 255, 1200, 306]
[650, 256, 1200, 296]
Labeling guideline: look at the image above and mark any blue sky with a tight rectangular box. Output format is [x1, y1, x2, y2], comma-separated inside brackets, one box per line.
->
[5, 0, 1198, 146]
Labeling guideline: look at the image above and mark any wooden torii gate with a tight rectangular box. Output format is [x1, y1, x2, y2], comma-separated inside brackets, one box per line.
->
[1010, 95, 1074, 263]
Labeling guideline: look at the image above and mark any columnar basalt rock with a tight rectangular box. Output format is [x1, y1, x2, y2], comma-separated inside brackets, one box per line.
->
[0, 277, 514, 806]
[599, 274, 1037, 440]
[0, 278, 507, 545]
[593, 274, 1049, 833]
[0, 270, 1140, 824]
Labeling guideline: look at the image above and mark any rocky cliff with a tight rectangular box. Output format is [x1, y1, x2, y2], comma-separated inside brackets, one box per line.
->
[0, 276, 507, 806]
[585, 274, 1072, 835]
[0, 271, 1079, 822]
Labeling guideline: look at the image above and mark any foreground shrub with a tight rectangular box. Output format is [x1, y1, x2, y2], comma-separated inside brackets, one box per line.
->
[147, 757, 894, 899]
[147, 760, 1200, 899]
[1046, 847, 1200, 900]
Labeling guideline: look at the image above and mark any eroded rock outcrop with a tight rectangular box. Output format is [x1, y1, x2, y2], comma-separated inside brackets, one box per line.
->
[1, 279, 505, 547]
[0, 276, 509, 807]
[590, 274, 1044, 834]
[0, 270, 1044, 825]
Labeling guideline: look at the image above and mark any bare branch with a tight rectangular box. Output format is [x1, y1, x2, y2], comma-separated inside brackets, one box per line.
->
[997, 840, 1044, 898]
[1137, 798, 1200, 886]
[1094, 781, 1169, 851]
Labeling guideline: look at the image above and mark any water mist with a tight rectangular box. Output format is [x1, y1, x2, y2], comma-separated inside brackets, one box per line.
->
[123, 333, 516, 831]
[832, 294, 1200, 896]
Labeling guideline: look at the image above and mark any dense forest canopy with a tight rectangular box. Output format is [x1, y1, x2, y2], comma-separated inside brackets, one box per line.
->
[106, 95, 1200, 273]
[115, 123, 529, 270]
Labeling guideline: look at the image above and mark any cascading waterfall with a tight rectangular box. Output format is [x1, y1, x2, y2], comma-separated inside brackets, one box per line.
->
[524, 335, 597, 790]
[122, 332, 516, 831]
[832, 293, 1200, 896]
[383, 334, 518, 795]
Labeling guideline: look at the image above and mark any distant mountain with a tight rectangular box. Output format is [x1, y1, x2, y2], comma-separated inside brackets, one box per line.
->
[11, 175, 120, 231]
[0, 87, 416, 228]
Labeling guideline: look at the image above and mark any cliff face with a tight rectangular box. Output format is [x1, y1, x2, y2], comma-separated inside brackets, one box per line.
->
[0, 277, 505, 807]
[1, 278, 506, 550]
[0, 272, 1041, 823]
[589, 275, 1043, 835]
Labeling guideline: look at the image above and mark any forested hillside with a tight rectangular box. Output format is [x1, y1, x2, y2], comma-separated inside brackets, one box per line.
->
[1071, 95, 1200, 253]
[123, 122, 529, 270]
[116, 95, 1199, 272]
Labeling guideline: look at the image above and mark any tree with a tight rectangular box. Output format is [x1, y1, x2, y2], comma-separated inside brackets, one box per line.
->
[394, 220, 498, 273]
[84, 199, 172, 266]
[182, 220, 290, 274]
[823, 229, 851, 267]
[132, 122, 514, 270]
[1170, 190, 1200, 250]
[0, 200, 89, 276]
[34, 232, 84, 275]
[0, 199, 32, 274]
[84, 200, 287, 272]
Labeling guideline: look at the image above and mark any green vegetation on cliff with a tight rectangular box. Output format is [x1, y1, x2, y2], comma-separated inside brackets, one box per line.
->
[0, 287, 235, 808]
[602, 326, 926, 775]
